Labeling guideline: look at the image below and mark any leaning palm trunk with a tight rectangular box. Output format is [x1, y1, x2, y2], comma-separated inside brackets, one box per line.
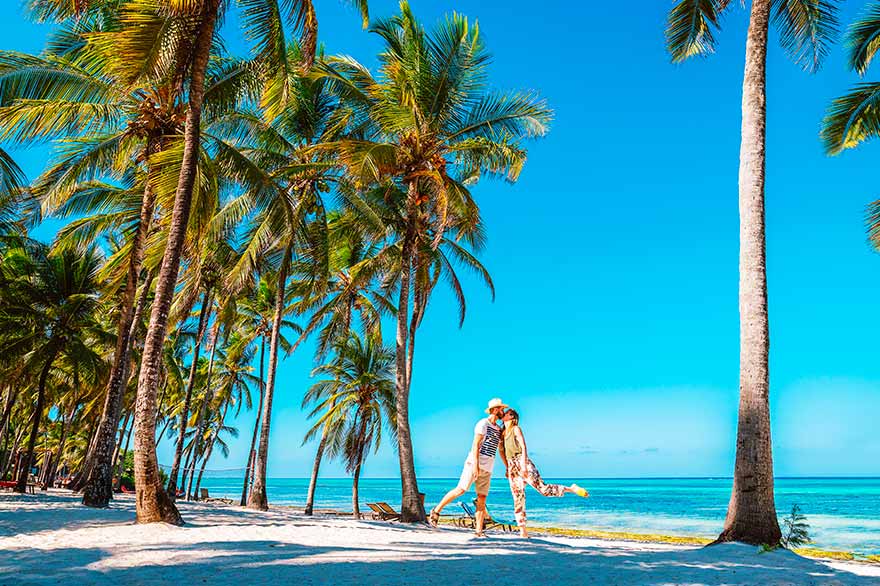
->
[351, 416, 368, 520]
[193, 402, 228, 499]
[167, 289, 212, 500]
[133, 0, 220, 525]
[186, 320, 220, 499]
[111, 411, 132, 476]
[17, 351, 57, 492]
[83, 179, 158, 508]
[714, 0, 781, 547]
[394, 183, 423, 523]
[303, 431, 327, 516]
[0, 388, 17, 469]
[241, 338, 265, 506]
[248, 240, 293, 511]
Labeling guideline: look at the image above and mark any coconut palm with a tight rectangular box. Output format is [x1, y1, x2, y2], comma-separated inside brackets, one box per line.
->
[230, 273, 296, 504]
[295, 210, 394, 515]
[821, 3, 880, 250]
[0, 243, 106, 493]
[303, 332, 395, 519]
[318, 1, 551, 520]
[666, 0, 839, 545]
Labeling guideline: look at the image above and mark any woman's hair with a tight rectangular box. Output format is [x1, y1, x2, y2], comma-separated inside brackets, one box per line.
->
[506, 409, 519, 425]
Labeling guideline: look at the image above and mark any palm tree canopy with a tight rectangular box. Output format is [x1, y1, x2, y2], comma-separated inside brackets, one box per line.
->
[666, 0, 839, 72]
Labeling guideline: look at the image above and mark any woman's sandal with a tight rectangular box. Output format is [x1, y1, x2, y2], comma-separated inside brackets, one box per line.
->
[571, 484, 590, 498]
[429, 509, 440, 527]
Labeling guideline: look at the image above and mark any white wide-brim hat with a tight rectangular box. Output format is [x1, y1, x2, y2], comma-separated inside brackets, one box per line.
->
[485, 397, 509, 413]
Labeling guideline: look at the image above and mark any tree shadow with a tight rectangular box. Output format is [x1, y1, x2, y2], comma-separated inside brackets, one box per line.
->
[4, 492, 878, 585]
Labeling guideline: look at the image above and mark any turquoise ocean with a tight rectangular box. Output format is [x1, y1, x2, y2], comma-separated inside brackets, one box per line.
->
[198, 476, 880, 555]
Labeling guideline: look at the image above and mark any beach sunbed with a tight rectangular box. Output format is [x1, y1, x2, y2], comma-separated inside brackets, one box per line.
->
[0, 480, 36, 494]
[366, 502, 401, 521]
[199, 488, 234, 505]
[459, 501, 515, 532]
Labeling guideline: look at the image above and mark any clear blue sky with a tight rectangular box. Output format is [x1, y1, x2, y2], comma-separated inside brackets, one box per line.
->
[4, 1, 879, 478]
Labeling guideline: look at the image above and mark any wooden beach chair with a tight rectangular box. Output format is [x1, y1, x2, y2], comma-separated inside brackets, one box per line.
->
[459, 501, 515, 532]
[366, 502, 401, 521]
[200, 488, 233, 505]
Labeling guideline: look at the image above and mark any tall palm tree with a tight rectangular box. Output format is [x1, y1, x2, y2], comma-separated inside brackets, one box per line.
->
[295, 210, 394, 515]
[303, 332, 395, 519]
[0, 243, 106, 493]
[320, 1, 551, 521]
[666, 0, 839, 545]
[130, 0, 222, 525]
[230, 273, 295, 505]
[822, 3, 880, 250]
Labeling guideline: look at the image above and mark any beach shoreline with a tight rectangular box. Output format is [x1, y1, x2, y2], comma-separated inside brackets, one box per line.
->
[3, 489, 879, 585]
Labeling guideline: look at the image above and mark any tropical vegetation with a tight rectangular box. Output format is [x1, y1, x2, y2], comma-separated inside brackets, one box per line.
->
[0, 0, 548, 527]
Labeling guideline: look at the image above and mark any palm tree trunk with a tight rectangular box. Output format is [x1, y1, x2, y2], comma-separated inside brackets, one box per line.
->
[167, 288, 212, 500]
[193, 401, 228, 499]
[16, 351, 57, 492]
[83, 178, 158, 508]
[111, 411, 132, 476]
[395, 182, 423, 522]
[2, 425, 25, 480]
[48, 406, 72, 489]
[70, 408, 101, 491]
[186, 319, 220, 499]
[0, 388, 17, 472]
[115, 413, 134, 479]
[351, 415, 368, 520]
[240, 337, 265, 506]
[185, 443, 199, 499]
[132, 0, 220, 525]
[304, 431, 327, 516]
[248, 239, 293, 511]
[714, 0, 781, 547]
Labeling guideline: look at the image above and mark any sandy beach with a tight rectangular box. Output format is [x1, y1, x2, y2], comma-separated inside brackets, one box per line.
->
[1, 490, 878, 586]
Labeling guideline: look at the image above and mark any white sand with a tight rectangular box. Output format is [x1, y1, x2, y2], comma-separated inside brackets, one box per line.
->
[2, 490, 879, 585]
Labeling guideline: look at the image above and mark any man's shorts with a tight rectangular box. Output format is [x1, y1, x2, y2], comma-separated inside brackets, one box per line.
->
[456, 460, 492, 495]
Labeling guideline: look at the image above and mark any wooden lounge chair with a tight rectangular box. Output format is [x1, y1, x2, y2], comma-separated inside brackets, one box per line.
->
[366, 501, 401, 521]
[200, 488, 233, 505]
[459, 501, 515, 532]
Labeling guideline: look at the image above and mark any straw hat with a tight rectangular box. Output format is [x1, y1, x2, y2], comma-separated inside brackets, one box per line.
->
[485, 398, 509, 413]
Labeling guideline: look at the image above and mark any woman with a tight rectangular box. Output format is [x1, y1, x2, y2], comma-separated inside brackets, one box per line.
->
[502, 409, 588, 538]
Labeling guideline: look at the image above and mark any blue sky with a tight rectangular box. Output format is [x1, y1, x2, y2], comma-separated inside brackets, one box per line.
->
[4, 1, 880, 478]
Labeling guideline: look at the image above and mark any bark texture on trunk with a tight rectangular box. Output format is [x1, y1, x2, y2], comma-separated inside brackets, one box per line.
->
[303, 431, 326, 516]
[83, 180, 157, 508]
[248, 241, 292, 511]
[132, 0, 220, 525]
[168, 288, 211, 500]
[714, 0, 781, 547]
[394, 182, 423, 523]
[16, 352, 56, 492]
[241, 339, 265, 506]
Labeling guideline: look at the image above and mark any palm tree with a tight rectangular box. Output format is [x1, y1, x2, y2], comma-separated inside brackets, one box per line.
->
[666, 0, 839, 545]
[0, 243, 106, 493]
[295, 210, 394, 515]
[319, 1, 551, 520]
[230, 273, 295, 505]
[822, 3, 880, 250]
[303, 332, 395, 519]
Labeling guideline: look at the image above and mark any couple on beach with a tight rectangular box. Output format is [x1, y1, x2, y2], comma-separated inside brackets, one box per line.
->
[429, 398, 589, 538]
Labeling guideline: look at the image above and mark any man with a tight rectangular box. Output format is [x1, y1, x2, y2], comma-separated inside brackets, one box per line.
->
[429, 398, 508, 536]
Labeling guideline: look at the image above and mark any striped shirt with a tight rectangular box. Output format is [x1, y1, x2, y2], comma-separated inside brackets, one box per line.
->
[473, 417, 502, 469]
